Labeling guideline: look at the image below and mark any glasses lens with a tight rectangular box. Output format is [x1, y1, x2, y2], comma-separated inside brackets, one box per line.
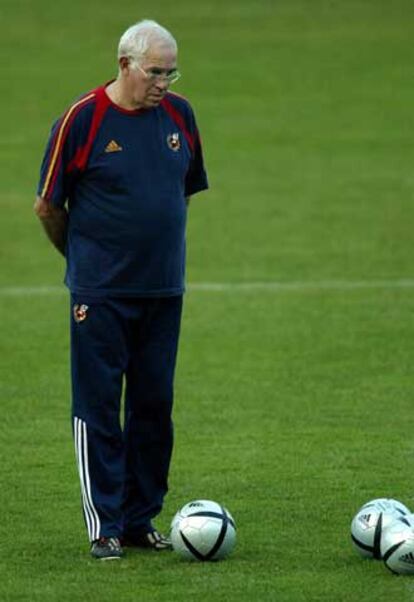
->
[139, 66, 181, 84]
[168, 71, 181, 84]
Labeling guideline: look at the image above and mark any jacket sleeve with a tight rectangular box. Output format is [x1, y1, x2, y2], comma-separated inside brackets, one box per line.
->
[37, 95, 95, 206]
[184, 108, 209, 197]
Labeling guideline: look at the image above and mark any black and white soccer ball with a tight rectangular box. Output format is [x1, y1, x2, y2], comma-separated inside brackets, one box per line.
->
[170, 499, 236, 561]
[359, 498, 410, 517]
[381, 513, 414, 574]
[351, 498, 410, 559]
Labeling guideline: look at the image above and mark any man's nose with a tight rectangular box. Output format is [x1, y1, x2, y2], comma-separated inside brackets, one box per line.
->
[155, 78, 170, 91]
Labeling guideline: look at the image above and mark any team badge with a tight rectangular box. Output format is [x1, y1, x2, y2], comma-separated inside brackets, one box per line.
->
[73, 304, 89, 323]
[167, 133, 181, 151]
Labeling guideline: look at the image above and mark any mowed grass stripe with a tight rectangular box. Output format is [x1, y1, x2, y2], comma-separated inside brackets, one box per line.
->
[1, 279, 414, 296]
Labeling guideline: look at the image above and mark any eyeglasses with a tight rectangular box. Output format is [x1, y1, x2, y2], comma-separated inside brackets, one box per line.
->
[137, 65, 181, 84]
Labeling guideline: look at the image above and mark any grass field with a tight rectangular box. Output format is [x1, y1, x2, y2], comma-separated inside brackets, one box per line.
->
[2, 0, 414, 600]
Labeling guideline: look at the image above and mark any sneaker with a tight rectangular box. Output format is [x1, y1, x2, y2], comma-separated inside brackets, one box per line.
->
[90, 536, 123, 560]
[122, 529, 172, 551]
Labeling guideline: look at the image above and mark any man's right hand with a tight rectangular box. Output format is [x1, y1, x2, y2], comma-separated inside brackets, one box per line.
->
[34, 196, 68, 257]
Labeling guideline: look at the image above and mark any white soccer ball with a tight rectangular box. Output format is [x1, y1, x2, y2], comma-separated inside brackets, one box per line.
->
[386, 499, 411, 516]
[381, 514, 414, 574]
[170, 499, 236, 561]
[170, 499, 199, 532]
[351, 498, 410, 559]
[359, 498, 410, 517]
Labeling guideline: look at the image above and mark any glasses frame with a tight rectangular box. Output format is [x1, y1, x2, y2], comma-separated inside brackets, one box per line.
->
[137, 64, 181, 85]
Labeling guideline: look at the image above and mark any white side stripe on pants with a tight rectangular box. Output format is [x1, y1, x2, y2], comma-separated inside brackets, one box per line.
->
[74, 417, 101, 542]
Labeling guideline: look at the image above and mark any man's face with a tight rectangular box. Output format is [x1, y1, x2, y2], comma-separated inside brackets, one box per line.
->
[125, 43, 178, 109]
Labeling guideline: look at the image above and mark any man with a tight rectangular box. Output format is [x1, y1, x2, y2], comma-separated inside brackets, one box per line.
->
[35, 19, 208, 560]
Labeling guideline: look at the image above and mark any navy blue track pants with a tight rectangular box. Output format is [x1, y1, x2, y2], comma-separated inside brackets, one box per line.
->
[70, 294, 183, 541]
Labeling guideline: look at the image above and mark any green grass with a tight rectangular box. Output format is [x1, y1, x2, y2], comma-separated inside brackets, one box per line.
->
[2, 0, 414, 600]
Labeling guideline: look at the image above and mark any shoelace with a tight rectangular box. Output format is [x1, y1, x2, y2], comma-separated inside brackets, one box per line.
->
[99, 537, 121, 550]
[147, 531, 171, 548]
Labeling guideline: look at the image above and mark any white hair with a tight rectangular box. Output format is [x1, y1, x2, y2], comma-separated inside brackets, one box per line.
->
[118, 19, 177, 69]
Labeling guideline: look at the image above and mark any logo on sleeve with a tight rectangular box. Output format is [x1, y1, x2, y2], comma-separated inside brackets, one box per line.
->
[167, 133, 181, 152]
[73, 304, 89, 323]
[105, 140, 123, 153]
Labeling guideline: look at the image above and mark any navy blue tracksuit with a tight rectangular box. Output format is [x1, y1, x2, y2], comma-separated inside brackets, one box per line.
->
[37, 83, 208, 541]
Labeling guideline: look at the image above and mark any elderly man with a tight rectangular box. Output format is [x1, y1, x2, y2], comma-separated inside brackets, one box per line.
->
[35, 19, 208, 560]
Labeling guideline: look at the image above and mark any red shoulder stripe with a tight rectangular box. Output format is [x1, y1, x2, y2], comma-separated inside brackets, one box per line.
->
[66, 86, 111, 173]
[160, 97, 195, 153]
[41, 92, 96, 199]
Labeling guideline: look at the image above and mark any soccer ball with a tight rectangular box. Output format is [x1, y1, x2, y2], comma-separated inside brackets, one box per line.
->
[351, 498, 410, 559]
[170, 500, 196, 532]
[387, 499, 411, 516]
[170, 499, 231, 533]
[359, 498, 410, 517]
[170, 499, 236, 561]
[381, 514, 414, 574]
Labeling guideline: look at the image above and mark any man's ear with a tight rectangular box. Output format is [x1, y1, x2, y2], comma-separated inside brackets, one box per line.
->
[119, 56, 130, 73]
